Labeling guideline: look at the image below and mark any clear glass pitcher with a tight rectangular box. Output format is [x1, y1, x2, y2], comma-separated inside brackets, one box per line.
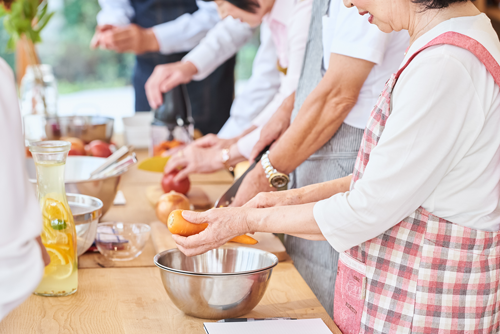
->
[29, 141, 78, 296]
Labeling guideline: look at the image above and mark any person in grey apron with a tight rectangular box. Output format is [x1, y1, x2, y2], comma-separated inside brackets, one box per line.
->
[227, 0, 408, 316]
[130, 0, 236, 135]
[283, 0, 363, 317]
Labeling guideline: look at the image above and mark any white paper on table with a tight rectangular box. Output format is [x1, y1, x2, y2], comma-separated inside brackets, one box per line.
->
[113, 190, 126, 205]
[203, 319, 332, 334]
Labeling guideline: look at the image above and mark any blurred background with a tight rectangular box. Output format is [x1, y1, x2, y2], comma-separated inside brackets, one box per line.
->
[0, 0, 260, 131]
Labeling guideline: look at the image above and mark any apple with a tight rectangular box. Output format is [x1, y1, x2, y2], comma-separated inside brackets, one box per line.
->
[161, 170, 190, 195]
[86, 140, 112, 158]
[62, 137, 86, 156]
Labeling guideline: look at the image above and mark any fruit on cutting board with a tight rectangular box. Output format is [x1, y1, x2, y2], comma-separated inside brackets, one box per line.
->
[167, 210, 258, 245]
[161, 170, 191, 195]
[153, 140, 183, 157]
[86, 140, 112, 158]
[62, 137, 86, 156]
[156, 191, 191, 225]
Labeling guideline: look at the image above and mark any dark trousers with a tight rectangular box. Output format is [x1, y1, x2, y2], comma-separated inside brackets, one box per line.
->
[133, 52, 235, 135]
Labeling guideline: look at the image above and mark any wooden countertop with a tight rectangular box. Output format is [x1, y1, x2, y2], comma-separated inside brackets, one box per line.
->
[0, 149, 340, 334]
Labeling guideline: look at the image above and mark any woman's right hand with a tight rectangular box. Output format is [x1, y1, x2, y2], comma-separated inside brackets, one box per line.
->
[35, 236, 50, 267]
[243, 189, 300, 209]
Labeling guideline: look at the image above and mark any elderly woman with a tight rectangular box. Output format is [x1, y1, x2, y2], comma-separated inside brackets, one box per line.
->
[172, 0, 500, 331]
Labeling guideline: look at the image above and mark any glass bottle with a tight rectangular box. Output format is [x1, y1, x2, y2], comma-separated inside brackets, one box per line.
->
[29, 141, 78, 296]
[20, 64, 58, 117]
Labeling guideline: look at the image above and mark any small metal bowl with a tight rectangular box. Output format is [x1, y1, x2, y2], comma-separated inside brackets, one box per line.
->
[27, 156, 125, 215]
[67, 193, 103, 256]
[154, 247, 278, 319]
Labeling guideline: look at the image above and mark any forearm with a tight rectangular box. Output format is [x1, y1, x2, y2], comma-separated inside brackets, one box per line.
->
[270, 88, 355, 174]
[289, 175, 352, 205]
[248, 203, 323, 237]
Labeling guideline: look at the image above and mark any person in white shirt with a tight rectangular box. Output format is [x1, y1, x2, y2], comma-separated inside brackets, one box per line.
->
[0, 56, 49, 321]
[162, 0, 313, 182]
[170, 0, 500, 331]
[92, 0, 241, 134]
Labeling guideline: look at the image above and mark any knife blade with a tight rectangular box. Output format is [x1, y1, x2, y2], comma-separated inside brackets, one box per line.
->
[137, 156, 170, 172]
[214, 145, 270, 208]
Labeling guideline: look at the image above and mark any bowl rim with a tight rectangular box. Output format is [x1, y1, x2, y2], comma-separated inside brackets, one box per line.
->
[154, 247, 279, 277]
[26, 156, 127, 183]
[67, 193, 103, 223]
[96, 222, 152, 235]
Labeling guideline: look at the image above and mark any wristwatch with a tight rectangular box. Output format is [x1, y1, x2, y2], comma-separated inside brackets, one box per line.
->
[261, 151, 289, 189]
[221, 148, 234, 171]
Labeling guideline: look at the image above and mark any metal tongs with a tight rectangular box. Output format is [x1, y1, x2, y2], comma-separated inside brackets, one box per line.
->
[90, 153, 138, 179]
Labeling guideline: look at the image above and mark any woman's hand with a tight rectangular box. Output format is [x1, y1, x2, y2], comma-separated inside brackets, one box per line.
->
[172, 208, 252, 256]
[35, 236, 50, 267]
[192, 134, 237, 149]
[243, 189, 300, 209]
[164, 145, 224, 182]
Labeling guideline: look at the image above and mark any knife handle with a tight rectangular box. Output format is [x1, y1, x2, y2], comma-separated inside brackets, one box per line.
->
[254, 145, 271, 163]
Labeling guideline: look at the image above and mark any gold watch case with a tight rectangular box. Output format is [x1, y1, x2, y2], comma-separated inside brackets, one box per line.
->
[269, 172, 289, 189]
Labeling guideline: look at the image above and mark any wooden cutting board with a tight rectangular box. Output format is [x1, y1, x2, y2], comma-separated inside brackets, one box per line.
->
[146, 185, 212, 209]
[150, 221, 291, 262]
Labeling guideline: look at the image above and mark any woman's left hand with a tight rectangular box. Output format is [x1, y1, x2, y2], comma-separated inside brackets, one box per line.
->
[171, 208, 251, 256]
[164, 145, 224, 182]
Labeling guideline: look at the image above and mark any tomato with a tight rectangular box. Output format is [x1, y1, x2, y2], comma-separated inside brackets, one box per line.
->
[161, 171, 190, 195]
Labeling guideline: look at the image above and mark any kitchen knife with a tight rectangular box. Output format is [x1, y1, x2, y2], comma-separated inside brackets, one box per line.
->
[214, 146, 270, 208]
[137, 156, 170, 172]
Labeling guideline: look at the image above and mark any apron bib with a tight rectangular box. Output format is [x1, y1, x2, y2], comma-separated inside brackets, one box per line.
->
[334, 32, 500, 334]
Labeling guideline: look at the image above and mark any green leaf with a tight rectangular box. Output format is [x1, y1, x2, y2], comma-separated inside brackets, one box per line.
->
[35, 11, 54, 34]
[51, 219, 68, 231]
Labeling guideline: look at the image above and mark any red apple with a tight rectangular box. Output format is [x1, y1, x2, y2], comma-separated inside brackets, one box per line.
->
[86, 140, 112, 158]
[161, 170, 190, 195]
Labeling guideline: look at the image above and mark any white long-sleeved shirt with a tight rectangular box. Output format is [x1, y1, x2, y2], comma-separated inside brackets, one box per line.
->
[314, 14, 500, 252]
[235, 0, 313, 157]
[216, 23, 281, 138]
[96, 0, 220, 55]
[0, 59, 44, 321]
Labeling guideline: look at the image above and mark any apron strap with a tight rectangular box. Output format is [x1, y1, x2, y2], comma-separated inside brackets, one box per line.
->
[395, 31, 500, 86]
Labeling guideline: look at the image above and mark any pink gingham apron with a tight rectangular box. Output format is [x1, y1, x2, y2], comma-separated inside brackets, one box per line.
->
[333, 32, 500, 334]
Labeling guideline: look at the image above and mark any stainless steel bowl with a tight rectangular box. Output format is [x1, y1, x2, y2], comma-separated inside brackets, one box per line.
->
[154, 247, 278, 319]
[67, 193, 103, 256]
[26, 156, 125, 215]
[24, 114, 114, 143]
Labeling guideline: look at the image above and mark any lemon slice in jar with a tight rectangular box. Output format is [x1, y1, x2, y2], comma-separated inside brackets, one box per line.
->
[43, 198, 69, 222]
[45, 246, 73, 280]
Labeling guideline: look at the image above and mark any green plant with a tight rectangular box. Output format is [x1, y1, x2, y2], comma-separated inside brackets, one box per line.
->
[0, 0, 54, 51]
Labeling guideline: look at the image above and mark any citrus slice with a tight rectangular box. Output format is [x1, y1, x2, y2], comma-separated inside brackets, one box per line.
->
[45, 246, 73, 280]
[43, 198, 69, 222]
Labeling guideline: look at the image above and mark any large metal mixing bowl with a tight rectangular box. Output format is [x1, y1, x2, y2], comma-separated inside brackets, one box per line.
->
[154, 247, 278, 319]
[67, 193, 103, 256]
[26, 156, 125, 215]
[24, 115, 114, 143]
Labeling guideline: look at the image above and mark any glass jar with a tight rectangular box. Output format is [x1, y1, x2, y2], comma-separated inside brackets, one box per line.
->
[29, 141, 78, 297]
[20, 64, 58, 117]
